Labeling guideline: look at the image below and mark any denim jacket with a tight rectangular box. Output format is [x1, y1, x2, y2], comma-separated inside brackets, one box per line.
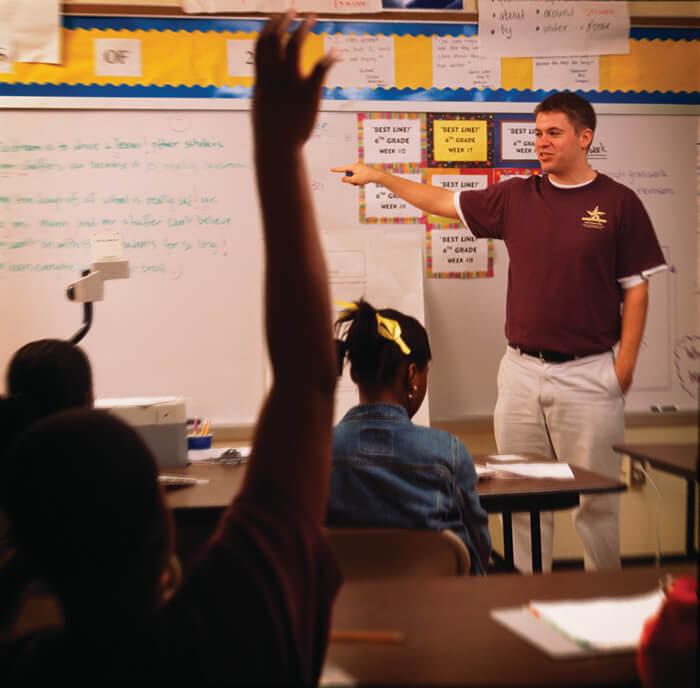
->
[327, 403, 491, 574]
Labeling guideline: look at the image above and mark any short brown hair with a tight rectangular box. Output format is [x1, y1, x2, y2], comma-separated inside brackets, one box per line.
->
[535, 92, 596, 134]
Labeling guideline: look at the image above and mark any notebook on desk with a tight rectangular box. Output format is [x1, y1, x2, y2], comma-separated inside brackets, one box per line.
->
[491, 588, 663, 658]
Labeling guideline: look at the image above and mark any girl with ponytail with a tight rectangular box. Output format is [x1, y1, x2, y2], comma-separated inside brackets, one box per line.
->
[329, 300, 491, 574]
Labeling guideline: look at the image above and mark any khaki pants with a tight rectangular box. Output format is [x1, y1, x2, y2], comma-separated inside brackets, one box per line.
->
[494, 346, 625, 573]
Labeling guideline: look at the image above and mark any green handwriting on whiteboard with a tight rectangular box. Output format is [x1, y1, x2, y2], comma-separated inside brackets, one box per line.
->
[0, 193, 219, 207]
[0, 138, 226, 153]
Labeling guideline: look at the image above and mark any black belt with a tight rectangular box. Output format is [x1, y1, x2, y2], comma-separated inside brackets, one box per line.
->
[509, 344, 584, 364]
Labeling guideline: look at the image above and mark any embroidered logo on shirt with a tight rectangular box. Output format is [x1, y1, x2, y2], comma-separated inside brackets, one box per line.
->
[581, 206, 607, 229]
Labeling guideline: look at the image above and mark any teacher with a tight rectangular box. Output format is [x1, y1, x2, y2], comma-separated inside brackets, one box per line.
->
[332, 92, 666, 572]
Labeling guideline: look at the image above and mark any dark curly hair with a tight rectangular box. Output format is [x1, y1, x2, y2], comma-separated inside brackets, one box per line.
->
[335, 299, 431, 389]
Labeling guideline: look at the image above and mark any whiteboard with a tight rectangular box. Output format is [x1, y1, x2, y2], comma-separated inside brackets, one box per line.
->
[0, 110, 696, 422]
[0, 110, 424, 424]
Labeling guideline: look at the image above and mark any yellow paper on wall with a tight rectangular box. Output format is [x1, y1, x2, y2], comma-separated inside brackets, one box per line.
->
[433, 119, 488, 163]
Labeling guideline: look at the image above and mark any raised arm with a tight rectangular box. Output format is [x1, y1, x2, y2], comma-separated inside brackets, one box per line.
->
[242, 13, 338, 526]
[331, 162, 458, 220]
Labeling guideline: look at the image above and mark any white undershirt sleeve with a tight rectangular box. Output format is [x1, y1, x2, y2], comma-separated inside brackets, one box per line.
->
[618, 264, 668, 289]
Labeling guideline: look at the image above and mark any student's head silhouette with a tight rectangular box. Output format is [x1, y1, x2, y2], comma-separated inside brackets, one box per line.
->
[2, 409, 179, 630]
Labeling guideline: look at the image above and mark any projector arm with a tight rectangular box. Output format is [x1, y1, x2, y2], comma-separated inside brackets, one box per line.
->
[68, 269, 94, 344]
[66, 259, 129, 344]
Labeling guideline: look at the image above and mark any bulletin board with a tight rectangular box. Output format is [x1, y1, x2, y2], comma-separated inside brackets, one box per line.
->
[1, 14, 697, 423]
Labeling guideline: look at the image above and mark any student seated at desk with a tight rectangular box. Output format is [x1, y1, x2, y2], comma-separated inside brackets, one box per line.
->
[0, 339, 93, 630]
[0, 339, 93, 459]
[327, 300, 491, 574]
[0, 12, 340, 683]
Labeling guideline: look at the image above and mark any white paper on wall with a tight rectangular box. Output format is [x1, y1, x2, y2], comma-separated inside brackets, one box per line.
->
[432, 35, 501, 90]
[3, 0, 60, 64]
[478, 0, 630, 58]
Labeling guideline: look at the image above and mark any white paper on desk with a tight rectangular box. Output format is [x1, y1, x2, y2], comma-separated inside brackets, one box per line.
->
[491, 607, 590, 658]
[188, 446, 251, 462]
[2, 0, 60, 64]
[475, 465, 497, 480]
[530, 589, 664, 651]
[488, 454, 530, 462]
[485, 463, 574, 479]
[320, 660, 357, 687]
[96, 396, 182, 408]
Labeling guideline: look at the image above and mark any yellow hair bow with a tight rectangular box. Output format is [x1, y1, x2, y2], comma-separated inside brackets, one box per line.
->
[335, 301, 412, 356]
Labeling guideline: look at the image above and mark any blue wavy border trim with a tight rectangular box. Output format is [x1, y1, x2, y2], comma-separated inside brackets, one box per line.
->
[62, 16, 698, 41]
[1, 83, 698, 104]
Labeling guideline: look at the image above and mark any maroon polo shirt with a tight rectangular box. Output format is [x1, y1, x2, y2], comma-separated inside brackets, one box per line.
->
[456, 173, 666, 356]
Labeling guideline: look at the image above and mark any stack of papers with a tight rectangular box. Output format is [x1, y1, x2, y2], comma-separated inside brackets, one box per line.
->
[484, 463, 575, 479]
[492, 589, 664, 657]
[476, 455, 574, 480]
[529, 590, 664, 651]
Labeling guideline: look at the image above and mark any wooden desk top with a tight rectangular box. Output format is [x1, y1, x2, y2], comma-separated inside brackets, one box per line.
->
[164, 462, 246, 510]
[328, 564, 697, 687]
[613, 443, 698, 481]
[164, 454, 626, 515]
[473, 454, 626, 505]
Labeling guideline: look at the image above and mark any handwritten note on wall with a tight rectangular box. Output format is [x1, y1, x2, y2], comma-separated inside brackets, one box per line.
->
[324, 34, 395, 89]
[478, 0, 630, 58]
[432, 36, 501, 90]
[533, 56, 599, 91]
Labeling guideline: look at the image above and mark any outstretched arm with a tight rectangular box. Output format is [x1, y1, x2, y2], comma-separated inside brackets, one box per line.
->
[242, 13, 338, 527]
[330, 162, 458, 220]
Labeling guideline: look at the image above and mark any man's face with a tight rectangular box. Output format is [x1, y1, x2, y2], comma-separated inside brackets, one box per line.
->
[534, 110, 592, 177]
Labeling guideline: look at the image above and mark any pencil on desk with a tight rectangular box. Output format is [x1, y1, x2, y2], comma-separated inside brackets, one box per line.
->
[330, 629, 405, 644]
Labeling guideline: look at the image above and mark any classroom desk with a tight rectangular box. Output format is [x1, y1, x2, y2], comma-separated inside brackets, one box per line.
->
[326, 563, 696, 687]
[472, 454, 627, 572]
[164, 454, 626, 574]
[613, 443, 699, 559]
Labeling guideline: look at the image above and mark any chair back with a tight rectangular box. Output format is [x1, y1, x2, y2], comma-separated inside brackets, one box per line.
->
[324, 528, 470, 579]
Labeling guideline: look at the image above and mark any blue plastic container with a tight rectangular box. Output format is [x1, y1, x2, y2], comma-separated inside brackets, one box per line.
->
[187, 434, 213, 450]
